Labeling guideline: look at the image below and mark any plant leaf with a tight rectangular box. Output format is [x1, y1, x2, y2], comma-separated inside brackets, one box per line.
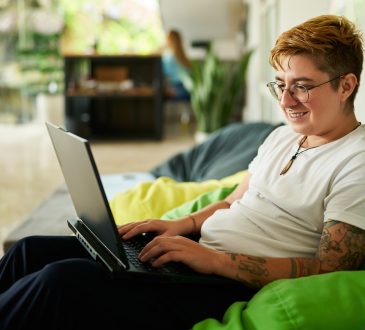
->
[180, 47, 254, 133]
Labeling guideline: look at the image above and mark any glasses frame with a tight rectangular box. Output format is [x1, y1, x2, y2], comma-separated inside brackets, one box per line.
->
[266, 74, 344, 103]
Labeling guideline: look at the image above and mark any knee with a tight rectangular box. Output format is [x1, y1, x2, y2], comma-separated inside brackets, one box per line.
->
[9, 235, 40, 252]
[8, 235, 59, 256]
[3, 236, 41, 264]
[37, 259, 107, 291]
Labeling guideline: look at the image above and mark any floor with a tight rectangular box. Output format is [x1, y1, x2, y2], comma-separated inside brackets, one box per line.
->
[0, 118, 195, 256]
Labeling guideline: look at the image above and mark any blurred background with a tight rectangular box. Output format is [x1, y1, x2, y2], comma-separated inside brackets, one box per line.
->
[0, 0, 365, 255]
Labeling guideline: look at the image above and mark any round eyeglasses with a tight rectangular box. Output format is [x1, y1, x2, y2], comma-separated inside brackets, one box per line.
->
[266, 75, 343, 103]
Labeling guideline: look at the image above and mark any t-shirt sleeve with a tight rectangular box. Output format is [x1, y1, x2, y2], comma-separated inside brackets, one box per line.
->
[324, 153, 365, 230]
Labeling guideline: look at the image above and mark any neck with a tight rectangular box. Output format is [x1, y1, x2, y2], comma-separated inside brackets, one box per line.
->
[304, 117, 360, 148]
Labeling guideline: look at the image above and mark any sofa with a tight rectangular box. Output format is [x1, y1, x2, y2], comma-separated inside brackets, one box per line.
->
[4, 121, 276, 249]
[4, 121, 365, 329]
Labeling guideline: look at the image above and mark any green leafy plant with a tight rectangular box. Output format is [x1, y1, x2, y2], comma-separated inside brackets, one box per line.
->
[181, 47, 254, 133]
[17, 32, 63, 96]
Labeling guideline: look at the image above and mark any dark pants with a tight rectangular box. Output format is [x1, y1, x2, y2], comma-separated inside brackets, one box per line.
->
[0, 236, 255, 330]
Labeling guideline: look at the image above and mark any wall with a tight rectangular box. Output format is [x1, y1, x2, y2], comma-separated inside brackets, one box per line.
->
[341, 1, 365, 123]
[159, 0, 246, 59]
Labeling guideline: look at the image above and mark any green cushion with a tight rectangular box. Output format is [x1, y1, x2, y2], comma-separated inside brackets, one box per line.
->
[161, 185, 237, 220]
[193, 271, 365, 330]
[192, 302, 248, 330]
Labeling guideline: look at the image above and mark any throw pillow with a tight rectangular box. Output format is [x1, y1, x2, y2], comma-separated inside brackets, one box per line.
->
[109, 171, 247, 226]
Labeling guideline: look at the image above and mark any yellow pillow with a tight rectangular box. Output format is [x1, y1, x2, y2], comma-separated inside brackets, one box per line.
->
[109, 171, 247, 225]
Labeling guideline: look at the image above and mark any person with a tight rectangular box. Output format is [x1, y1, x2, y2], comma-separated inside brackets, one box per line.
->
[1, 14, 365, 329]
[161, 29, 192, 100]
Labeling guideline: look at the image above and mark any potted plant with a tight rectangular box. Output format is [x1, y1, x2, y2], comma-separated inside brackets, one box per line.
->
[16, 6, 64, 124]
[180, 46, 254, 141]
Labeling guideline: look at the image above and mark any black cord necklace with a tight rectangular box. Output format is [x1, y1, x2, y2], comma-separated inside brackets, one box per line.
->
[280, 122, 362, 175]
[280, 136, 317, 175]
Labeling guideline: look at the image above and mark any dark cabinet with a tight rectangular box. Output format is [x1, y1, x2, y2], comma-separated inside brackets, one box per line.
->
[64, 55, 164, 139]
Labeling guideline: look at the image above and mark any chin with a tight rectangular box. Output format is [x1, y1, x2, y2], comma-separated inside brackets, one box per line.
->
[287, 121, 311, 136]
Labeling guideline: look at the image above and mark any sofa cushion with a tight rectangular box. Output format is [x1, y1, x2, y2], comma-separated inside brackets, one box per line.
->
[109, 171, 246, 226]
[161, 185, 237, 220]
[192, 271, 365, 330]
[150, 122, 281, 182]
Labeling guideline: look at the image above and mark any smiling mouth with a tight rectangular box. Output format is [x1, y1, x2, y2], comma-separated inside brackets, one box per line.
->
[287, 111, 308, 118]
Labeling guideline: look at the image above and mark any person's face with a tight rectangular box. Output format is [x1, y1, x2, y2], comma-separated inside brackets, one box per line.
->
[275, 55, 355, 141]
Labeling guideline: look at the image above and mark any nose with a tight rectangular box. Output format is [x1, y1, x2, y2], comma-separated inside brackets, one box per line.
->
[280, 89, 299, 108]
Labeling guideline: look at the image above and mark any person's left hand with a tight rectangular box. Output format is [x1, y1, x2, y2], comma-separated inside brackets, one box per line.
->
[138, 235, 224, 275]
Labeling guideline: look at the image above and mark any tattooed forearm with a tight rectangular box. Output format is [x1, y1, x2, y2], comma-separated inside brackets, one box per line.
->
[318, 220, 365, 272]
[228, 254, 269, 288]
[223, 221, 365, 288]
[292, 258, 320, 277]
[238, 256, 269, 277]
[321, 229, 342, 254]
[290, 258, 297, 277]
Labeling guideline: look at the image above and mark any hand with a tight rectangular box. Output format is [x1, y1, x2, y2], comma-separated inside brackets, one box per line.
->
[118, 219, 190, 240]
[139, 235, 224, 275]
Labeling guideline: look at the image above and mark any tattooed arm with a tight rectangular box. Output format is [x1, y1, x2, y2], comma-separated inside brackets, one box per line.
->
[217, 220, 365, 289]
[139, 220, 365, 288]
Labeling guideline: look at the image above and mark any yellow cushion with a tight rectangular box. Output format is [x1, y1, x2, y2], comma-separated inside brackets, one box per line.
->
[109, 171, 247, 225]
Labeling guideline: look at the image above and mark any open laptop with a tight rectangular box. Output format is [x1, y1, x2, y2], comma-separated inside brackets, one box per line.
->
[46, 122, 238, 285]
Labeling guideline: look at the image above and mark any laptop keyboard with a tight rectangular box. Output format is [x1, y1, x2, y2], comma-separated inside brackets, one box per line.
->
[122, 234, 192, 274]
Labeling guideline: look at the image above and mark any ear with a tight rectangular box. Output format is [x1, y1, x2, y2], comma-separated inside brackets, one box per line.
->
[339, 73, 358, 102]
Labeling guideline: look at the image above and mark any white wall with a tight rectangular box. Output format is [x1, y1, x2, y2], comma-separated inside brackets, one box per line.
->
[277, 0, 331, 33]
[328, 0, 365, 123]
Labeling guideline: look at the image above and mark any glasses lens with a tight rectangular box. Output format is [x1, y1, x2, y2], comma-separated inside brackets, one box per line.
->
[291, 85, 309, 103]
[266, 82, 310, 103]
[267, 82, 282, 100]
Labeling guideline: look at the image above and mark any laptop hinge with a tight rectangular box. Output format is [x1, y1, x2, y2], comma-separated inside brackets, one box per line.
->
[68, 218, 127, 272]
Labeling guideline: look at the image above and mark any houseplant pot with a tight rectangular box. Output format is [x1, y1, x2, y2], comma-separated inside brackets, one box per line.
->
[180, 46, 254, 138]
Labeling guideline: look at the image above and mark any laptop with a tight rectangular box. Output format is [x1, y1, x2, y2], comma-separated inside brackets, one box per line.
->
[46, 122, 238, 285]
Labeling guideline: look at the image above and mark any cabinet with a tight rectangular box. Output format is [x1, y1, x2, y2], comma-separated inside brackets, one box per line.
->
[64, 55, 164, 139]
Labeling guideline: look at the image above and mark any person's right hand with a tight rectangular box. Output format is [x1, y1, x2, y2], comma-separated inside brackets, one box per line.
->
[117, 218, 192, 240]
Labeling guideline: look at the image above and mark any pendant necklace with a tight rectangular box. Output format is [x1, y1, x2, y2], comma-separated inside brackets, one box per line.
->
[280, 136, 317, 175]
[280, 122, 362, 175]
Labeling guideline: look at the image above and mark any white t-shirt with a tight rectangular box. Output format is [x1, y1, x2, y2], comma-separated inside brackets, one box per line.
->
[199, 124, 365, 258]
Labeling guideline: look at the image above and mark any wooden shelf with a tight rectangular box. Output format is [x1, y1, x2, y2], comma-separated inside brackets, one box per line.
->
[64, 55, 164, 139]
[66, 86, 156, 98]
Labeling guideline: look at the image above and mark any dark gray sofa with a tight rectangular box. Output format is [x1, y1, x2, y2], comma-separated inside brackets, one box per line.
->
[3, 121, 279, 252]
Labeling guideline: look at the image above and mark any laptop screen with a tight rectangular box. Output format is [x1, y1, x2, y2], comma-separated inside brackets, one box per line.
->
[46, 122, 121, 257]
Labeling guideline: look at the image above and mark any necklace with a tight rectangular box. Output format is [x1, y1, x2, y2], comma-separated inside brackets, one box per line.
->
[280, 136, 317, 175]
[280, 122, 362, 175]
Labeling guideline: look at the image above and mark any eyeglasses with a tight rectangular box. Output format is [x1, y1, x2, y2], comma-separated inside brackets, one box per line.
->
[266, 75, 343, 103]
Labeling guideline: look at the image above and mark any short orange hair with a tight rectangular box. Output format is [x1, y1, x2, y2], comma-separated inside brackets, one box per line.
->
[270, 15, 364, 105]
